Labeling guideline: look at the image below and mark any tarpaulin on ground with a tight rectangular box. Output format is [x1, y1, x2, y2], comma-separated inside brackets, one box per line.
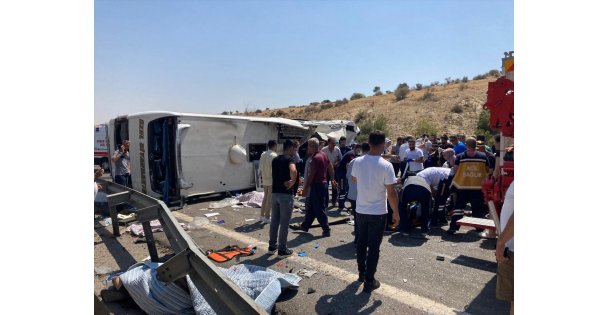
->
[119, 262, 301, 314]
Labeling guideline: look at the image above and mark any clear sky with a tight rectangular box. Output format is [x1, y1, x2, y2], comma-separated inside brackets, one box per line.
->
[95, 0, 513, 124]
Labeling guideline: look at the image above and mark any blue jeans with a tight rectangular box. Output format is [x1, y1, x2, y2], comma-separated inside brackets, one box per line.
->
[336, 169, 348, 209]
[301, 182, 330, 232]
[115, 174, 131, 188]
[269, 193, 295, 251]
[356, 213, 387, 283]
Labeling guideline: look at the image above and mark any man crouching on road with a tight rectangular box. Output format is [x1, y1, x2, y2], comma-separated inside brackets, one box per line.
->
[350, 130, 400, 293]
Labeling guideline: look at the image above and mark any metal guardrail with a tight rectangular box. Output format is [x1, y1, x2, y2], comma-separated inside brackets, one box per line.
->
[98, 179, 267, 315]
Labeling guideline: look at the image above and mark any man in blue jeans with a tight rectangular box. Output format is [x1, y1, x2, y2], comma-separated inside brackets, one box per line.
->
[268, 140, 298, 256]
[350, 130, 400, 293]
[111, 140, 131, 188]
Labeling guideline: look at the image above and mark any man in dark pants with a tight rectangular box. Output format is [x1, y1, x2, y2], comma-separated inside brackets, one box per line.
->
[299, 138, 333, 237]
[351, 130, 400, 293]
[447, 137, 492, 234]
[268, 140, 298, 256]
[111, 140, 131, 188]
[398, 172, 432, 235]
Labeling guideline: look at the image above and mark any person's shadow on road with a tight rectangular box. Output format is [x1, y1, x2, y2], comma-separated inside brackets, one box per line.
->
[314, 281, 382, 315]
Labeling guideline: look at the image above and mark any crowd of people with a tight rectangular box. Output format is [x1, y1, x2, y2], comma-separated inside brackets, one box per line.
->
[256, 130, 513, 297]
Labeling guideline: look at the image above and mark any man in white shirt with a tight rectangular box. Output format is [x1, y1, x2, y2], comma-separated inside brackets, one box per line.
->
[351, 130, 399, 293]
[258, 140, 277, 224]
[399, 138, 424, 174]
[321, 137, 343, 207]
[416, 167, 452, 226]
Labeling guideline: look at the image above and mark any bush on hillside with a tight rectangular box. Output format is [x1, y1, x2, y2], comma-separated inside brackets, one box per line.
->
[356, 115, 389, 143]
[320, 103, 334, 110]
[415, 83, 423, 91]
[354, 110, 369, 123]
[462, 76, 468, 83]
[394, 83, 410, 101]
[350, 93, 366, 101]
[373, 86, 381, 93]
[374, 91, 383, 96]
[451, 104, 464, 113]
[487, 69, 500, 77]
[255, 109, 262, 113]
[414, 119, 439, 137]
[421, 91, 436, 101]
[322, 99, 331, 103]
[473, 74, 487, 80]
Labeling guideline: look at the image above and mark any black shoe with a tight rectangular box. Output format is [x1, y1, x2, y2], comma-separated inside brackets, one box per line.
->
[363, 279, 381, 293]
[278, 248, 293, 256]
[322, 230, 331, 237]
[357, 273, 364, 282]
[446, 229, 457, 235]
[267, 245, 277, 254]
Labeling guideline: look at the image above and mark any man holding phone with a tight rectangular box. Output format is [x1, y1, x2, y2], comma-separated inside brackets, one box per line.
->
[112, 140, 131, 188]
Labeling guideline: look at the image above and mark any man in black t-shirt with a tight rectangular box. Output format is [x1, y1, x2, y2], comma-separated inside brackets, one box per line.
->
[268, 140, 298, 256]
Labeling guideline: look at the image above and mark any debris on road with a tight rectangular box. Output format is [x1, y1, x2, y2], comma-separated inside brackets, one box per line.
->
[245, 218, 255, 222]
[297, 269, 318, 278]
[403, 279, 408, 283]
[314, 243, 320, 249]
[297, 250, 308, 257]
[204, 213, 220, 218]
[436, 256, 445, 261]
[307, 288, 316, 294]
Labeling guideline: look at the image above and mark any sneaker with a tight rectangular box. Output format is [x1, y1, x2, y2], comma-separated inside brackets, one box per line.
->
[278, 248, 293, 256]
[322, 230, 331, 237]
[267, 245, 277, 254]
[363, 279, 381, 293]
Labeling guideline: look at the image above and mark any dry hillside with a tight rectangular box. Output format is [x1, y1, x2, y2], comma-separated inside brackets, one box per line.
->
[246, 77, 497, 139]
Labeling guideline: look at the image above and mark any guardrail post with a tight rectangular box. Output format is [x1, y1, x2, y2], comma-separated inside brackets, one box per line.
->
[142, 222, 159, 262]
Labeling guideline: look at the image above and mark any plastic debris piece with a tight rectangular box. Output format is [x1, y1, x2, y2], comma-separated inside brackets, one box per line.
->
[297, 251, 308, 257]
[307, 288, 316, 294]
[347, 220, 355, 226]
[204, 213, 220, 218]
[217, 219, 226, 224]
[314, 243, 320, 249]
[199, 208, 208, 211]
[407, 258, 414, 260]
[436, 256, 445, 261]
[403, 279, 408, 283]
[276, 262, 284, 267]
[104, 218, 112, 226]
[245, 219, 255, 222]
[297, 269, 318, 278]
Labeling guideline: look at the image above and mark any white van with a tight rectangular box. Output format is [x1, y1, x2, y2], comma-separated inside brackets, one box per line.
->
[108, 111, 310, 206]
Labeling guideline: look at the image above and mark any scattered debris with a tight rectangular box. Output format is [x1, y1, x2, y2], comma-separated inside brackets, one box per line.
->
[231, 205, 244, 209]
[297, 250, 308, 257]
[307, 288, 316, 294]
[199, 207, 208, 211]
[436, 256, 445, 261]
[133, 237, 146, 244]
[104, 218, 112, 226]
[216, 219, 226, 224]
[347, 220, 355, 226]
[314, 243, 320, 249]
[403, 279, 408, 283]
[339, 240, 346, 243]
[276, 262, 284, 267]
[407, 258, 414, 260]
[204, 213, 220, 218]
[141, 256, 151, 262]
[289, 268, 294, 273]
[297, 269, 318, 278]
[209, 197, 240, 209]
[245, 219, 255, 222]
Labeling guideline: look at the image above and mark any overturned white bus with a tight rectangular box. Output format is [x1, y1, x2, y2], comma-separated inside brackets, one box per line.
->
[108, 111, 311, 206]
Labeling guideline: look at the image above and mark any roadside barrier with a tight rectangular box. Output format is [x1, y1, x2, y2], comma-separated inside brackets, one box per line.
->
[98, 179, 266, 315]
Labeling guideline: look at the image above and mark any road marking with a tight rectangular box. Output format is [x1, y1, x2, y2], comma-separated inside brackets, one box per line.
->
[174, 212, 469, 315]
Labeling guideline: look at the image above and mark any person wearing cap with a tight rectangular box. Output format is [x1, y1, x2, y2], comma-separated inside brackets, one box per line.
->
[112, 140, 131, 188]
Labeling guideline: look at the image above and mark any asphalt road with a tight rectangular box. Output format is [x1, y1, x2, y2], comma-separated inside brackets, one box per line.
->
[168, 193, 510, 315]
